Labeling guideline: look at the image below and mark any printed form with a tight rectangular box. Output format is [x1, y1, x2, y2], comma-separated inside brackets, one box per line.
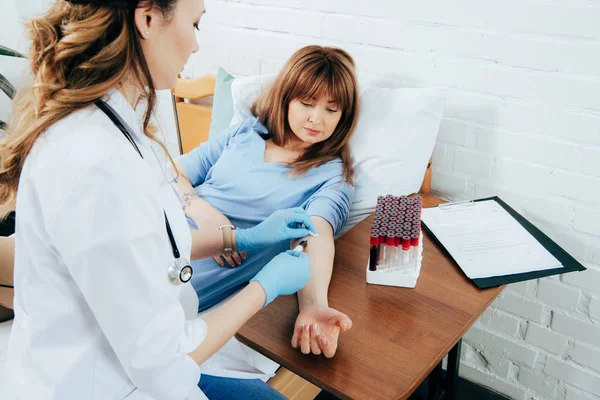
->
[421, 200, 562, 279]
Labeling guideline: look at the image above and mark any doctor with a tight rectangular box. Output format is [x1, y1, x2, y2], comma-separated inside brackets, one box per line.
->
[0, 0, 314, 399]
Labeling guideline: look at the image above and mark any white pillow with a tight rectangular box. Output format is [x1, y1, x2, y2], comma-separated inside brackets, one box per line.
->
[230, 74, 274, 126]
[229, 76, 444, 236]
[341, 87, 444, 235]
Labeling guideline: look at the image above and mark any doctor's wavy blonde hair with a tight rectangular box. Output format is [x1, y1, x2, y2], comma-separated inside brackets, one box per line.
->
[251, 45, 360, 185]
[0, 0, 178, 218]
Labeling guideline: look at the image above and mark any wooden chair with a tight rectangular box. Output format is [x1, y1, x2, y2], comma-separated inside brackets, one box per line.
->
[170, 74, 434, 399]
[171, 74, 216, 154]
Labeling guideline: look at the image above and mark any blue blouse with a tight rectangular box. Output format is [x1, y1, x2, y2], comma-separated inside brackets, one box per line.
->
[179, 117, 355, 311]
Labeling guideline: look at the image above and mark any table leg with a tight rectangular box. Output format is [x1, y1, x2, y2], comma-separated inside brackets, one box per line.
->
[427, 362, 443, 400]
[445, 339, 462, 400]
[426, 338, 462, 400]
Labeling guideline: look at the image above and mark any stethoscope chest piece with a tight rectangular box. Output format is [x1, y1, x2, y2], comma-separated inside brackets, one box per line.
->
[168, 258, 193, 285]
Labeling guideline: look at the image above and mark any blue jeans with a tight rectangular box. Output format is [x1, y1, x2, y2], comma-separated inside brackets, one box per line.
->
[199, 374, 286, 400]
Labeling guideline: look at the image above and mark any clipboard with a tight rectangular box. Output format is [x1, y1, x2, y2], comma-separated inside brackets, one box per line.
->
[421, 196, 586, 289]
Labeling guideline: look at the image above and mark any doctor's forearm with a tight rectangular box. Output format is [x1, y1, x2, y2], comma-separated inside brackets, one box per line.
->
[188, 281, 265, 365]
[295, 217, 335, 309]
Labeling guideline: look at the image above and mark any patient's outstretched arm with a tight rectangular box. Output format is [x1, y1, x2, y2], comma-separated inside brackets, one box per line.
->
[290, 217, 352, 358]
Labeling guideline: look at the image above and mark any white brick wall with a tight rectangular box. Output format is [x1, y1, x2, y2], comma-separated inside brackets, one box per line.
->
[190, 1, 600, 398]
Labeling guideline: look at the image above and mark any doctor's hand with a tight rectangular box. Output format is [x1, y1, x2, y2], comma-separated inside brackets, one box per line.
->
[236, 208, 317, 252]
[291, 305, 353, 358]
[251, 250, 311, 306]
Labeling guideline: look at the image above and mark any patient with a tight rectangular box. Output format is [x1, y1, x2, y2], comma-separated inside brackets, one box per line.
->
[174, 45, 359, 357]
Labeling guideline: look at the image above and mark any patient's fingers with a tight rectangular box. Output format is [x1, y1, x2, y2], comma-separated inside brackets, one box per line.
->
[310, 324, 322, 355]
[223, 255, 236, 268]
[231, 252, 242, 266]
[300, 324, 311, 354]
[291, 325, 302, 348]
[213, 256, 225, 267]
[240, 252, 247, 260]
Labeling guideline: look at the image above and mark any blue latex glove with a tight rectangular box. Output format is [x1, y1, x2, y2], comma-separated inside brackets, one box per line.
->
[236, 207, 318, 252]
[251, 250, 311, 306]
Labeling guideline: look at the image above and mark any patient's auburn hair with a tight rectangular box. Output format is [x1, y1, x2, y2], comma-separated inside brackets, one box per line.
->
[0, 0, 178, 218]
[251, 45, 359, 185]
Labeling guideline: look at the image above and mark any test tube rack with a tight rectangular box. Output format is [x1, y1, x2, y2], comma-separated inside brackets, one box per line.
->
[365, 195, 424, 288]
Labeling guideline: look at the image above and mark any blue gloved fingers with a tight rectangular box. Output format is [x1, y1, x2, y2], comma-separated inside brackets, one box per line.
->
[285, 228, 312, 239]
[236, 208, 318, 252]
[251, 250, 311, 307]
[284, 211, 318, 236]
[286, 250, 304, 258]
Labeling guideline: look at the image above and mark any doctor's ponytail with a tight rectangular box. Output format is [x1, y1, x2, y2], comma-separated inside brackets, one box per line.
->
[0, 0, 177, 218]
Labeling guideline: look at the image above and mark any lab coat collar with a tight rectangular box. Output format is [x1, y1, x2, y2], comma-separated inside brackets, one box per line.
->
[103, 89, 146, 144]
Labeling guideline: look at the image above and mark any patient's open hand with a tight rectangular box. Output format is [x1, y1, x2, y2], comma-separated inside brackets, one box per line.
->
[291, 305, 352, 358]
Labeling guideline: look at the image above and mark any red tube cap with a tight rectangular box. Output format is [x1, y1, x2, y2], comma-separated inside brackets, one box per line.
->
[386, 232, 395, 246]
[411, 233, 420, 246]
[402, 235, 411, 250]
[370, 233, 380, 246]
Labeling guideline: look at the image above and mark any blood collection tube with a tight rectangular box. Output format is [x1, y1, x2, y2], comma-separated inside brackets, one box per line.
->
[386, 231, 396, 267]
[411, 232, 420, 259]
[369, 233, 379, 271]
[402, 235, 411, 264]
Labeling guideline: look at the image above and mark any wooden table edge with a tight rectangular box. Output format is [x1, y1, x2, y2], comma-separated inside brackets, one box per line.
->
[237, 194, 506, 399]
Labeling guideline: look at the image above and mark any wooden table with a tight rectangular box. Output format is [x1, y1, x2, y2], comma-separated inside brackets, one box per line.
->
[237, 195, 504, 400]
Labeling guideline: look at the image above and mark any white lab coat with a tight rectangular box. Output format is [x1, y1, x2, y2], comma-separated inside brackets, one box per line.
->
[4, 90, 209, 399]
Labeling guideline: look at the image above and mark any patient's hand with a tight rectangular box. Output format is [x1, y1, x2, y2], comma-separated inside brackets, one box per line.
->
[213, 252, 247, 268]
[291, 305, 352, 358]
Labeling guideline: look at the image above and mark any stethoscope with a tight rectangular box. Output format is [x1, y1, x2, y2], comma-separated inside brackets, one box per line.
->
[95, 99, 193, 285]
